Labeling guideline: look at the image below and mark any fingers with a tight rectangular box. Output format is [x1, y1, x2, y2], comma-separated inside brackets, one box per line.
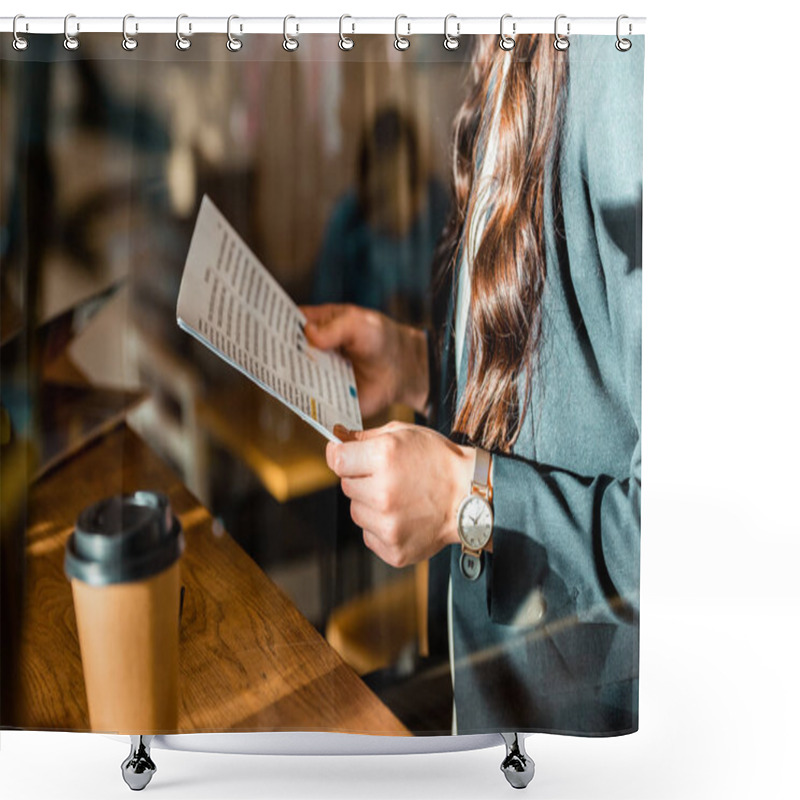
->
[333, 420, 412, 441]
[349, 499, 384, 535]
[361, 528, 401, 568]
[327, 422, 417, 476]
[298, 303, 345, 326]
[361, 529, 385, 560]
[302, 304, 359, 351]
[326, 436, 381, 477]
[340, 475, 387, 510]
[333, 424, 358, 442]
[361, 528, 407, 570]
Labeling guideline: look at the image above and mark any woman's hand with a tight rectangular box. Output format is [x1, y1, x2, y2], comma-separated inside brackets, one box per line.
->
[327, 421, 476, 568]
[299, 303, 429, 418]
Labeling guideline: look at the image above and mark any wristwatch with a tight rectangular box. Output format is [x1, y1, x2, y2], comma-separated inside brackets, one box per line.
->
[456, 447, 493, 581]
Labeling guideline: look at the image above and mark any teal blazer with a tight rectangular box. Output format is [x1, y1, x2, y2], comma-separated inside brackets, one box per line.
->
[428, 35, 644, 736]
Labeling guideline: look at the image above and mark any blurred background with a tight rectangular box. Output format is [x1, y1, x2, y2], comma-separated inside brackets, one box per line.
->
[0, 33, 470, 731]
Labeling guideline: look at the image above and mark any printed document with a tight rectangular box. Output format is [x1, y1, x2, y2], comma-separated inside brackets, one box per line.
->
[176, 196, 362, 442]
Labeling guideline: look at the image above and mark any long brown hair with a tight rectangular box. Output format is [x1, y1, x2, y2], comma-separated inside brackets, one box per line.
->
[434, 35, 568, 453]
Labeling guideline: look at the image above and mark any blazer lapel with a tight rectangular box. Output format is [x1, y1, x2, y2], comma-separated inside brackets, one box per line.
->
[427, 263, 459, 659]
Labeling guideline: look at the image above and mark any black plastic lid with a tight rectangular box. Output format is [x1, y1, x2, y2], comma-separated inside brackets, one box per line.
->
[64, 491, 184, 586]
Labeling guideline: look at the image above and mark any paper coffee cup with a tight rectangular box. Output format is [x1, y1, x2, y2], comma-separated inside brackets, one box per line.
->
[64, 491, 184, 734]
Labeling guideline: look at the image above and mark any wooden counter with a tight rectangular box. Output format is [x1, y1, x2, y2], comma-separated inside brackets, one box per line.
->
[14, 423, 408, 735]
[196, 383, 336, 503]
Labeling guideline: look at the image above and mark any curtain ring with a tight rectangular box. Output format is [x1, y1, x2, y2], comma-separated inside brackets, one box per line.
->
[443, 14, 460, 51]
[616, 14, 632, 51]
[122, 14, 138, 51]
[176, 14, 191, 50]
[394, 15, 410, 51]
[339, 14, 354, 50]
[63, 13, 79, 51]
[12, 14, 28, 51]
[499, 14, 515, 51]
[227, 15, 243, 52]
[554, 14, 570, 51]
[283, 15, 299, 51]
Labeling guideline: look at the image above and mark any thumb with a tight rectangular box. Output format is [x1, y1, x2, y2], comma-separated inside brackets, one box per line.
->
[333, 422, 413, 442]
[333, 424, 377, 442]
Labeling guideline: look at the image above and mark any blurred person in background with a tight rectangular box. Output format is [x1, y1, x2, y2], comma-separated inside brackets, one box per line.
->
[311, 107, 449, 326]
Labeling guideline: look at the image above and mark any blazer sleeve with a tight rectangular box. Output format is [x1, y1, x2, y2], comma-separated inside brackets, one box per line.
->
[486, 37, 644, 629]
[489, 440, 641, 627]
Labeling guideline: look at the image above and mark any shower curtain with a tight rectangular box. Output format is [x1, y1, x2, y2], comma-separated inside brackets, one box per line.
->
[1, 29, 643, 740]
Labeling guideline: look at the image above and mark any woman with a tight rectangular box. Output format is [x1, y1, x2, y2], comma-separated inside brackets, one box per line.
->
[302, 33, 643, 736]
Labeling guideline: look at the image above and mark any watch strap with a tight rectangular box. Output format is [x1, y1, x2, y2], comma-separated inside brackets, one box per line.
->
[472, 447, 492, 500]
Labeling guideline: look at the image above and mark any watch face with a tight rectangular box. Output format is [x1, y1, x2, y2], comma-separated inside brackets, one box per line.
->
[457, 495, 493, 550]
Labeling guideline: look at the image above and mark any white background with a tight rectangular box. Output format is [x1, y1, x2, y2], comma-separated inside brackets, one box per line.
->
[2, 1, 799, 798]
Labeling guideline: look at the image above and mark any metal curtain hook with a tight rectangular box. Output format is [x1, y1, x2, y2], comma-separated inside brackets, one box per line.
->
[499, 14, 515, 51]
[64, 13, 79, 51]
[12, 14, 28, 51]
[227, 15, 243, 51]
[122, 14, 138, 51]
[554, 14, 570, 51]
[616, 14, 632, 51]
[283, 15, 299, 51]
[176, 14, 191, 50]
[339, 14, 354, 50]
[394, 14, 410, 51]
[443, 14, 460, 51]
